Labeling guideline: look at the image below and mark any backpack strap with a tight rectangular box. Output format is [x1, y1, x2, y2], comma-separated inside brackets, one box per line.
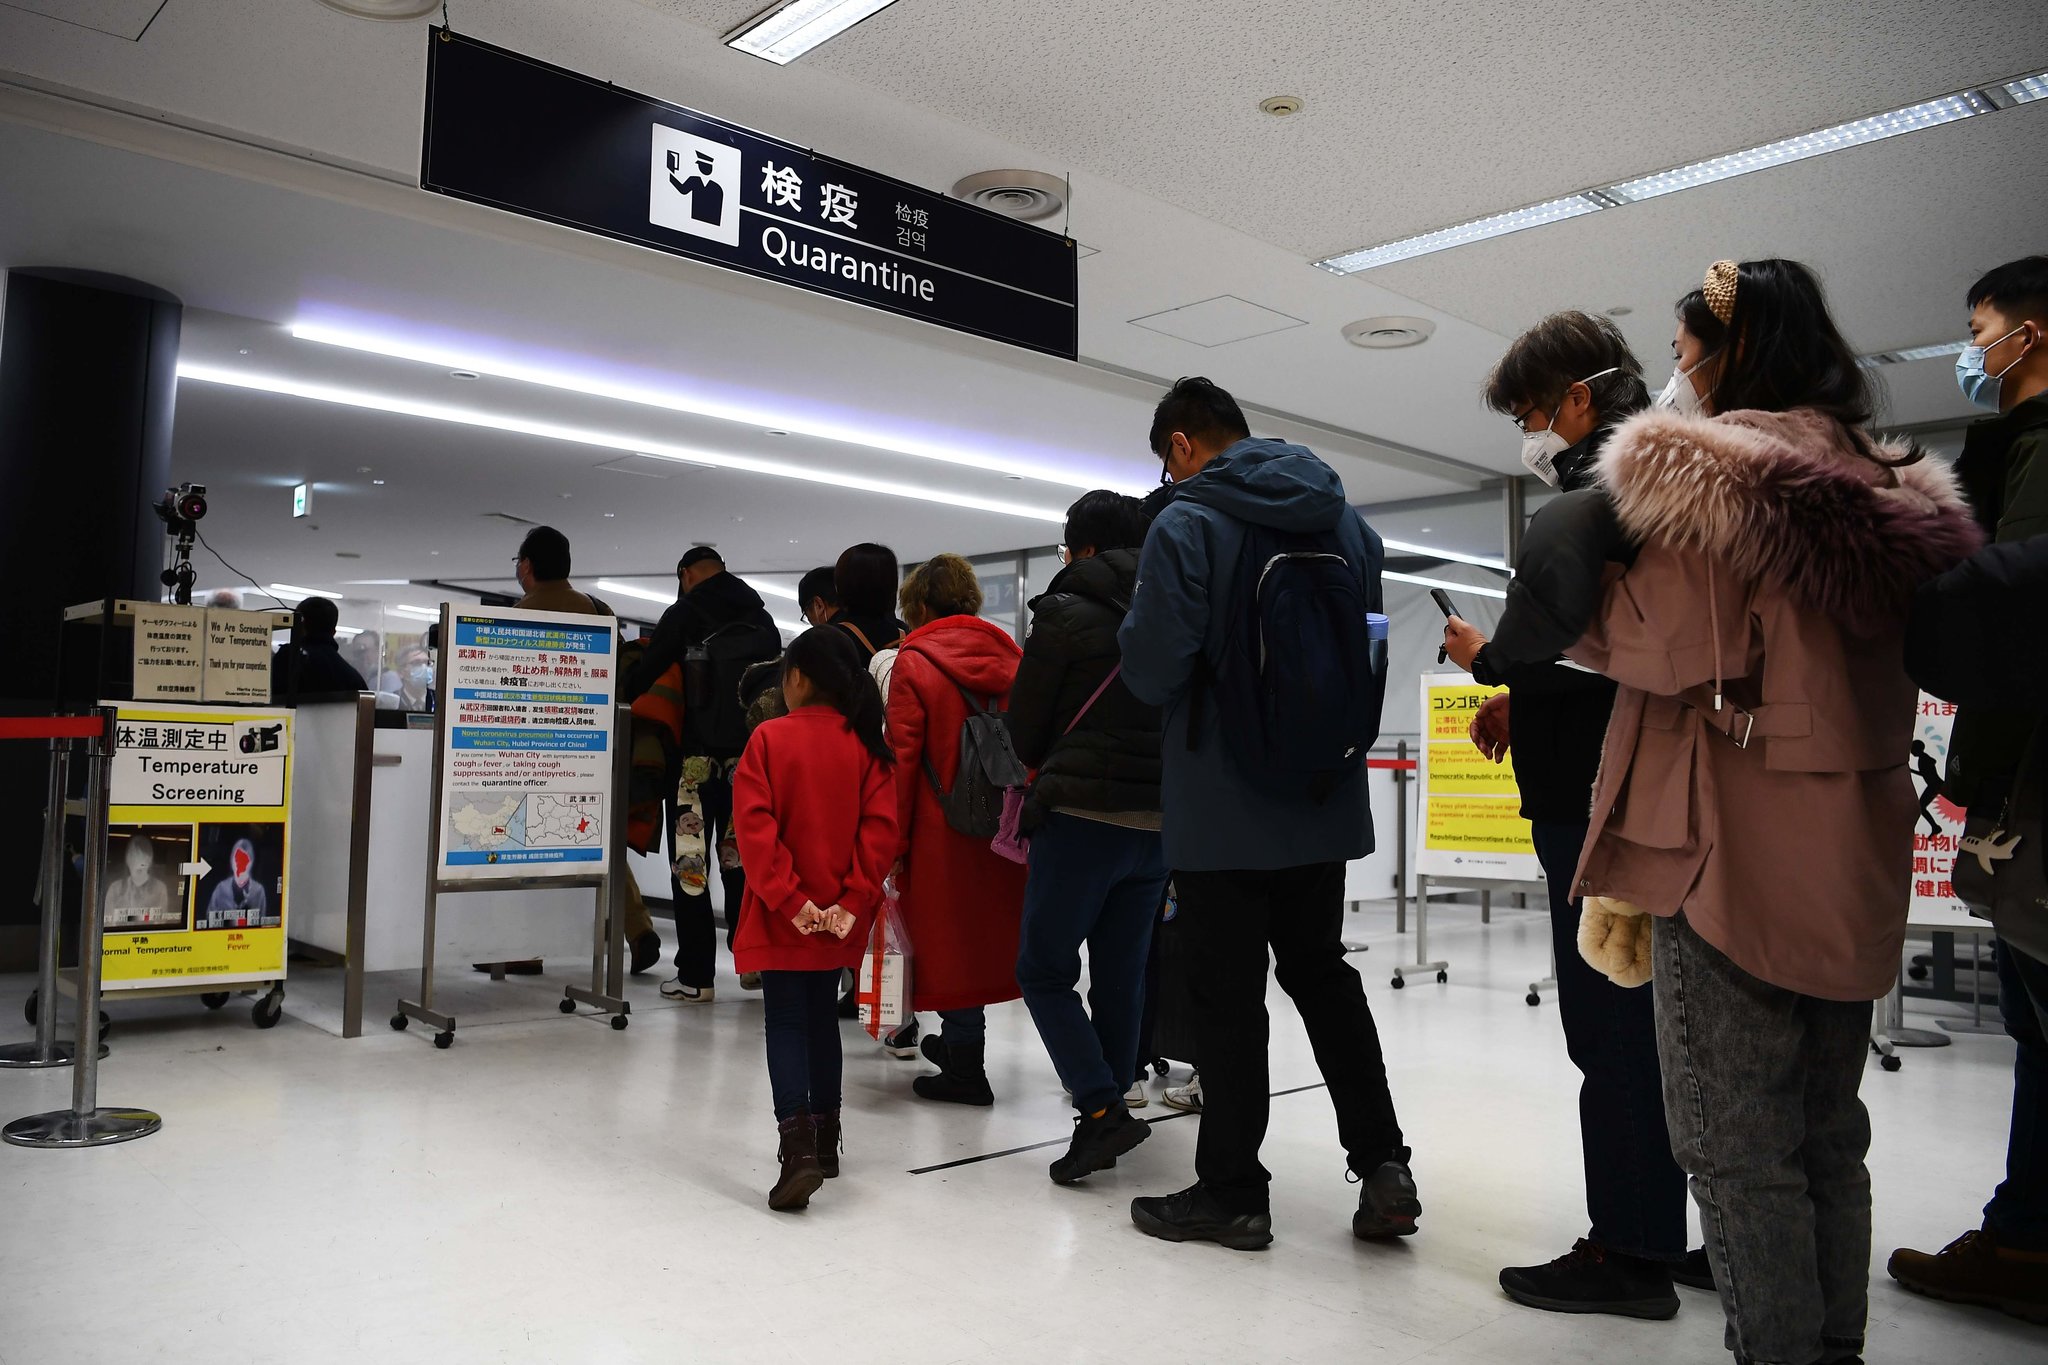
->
[837, 621, 878, 658]
[1063, 664, 1123, 737]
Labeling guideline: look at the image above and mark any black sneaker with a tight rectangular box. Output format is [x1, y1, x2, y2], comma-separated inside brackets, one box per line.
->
[1131, 1183, 1273, 1251]
[1351, 1155, 1422, 1239]
[1499, 1240, 1681, 1320]
[1672, 1246, 1716, 1292]
[629, 930, 662, 976]
[880, 1019, 920, 1059]
[1049, 1106, 1151, 1185]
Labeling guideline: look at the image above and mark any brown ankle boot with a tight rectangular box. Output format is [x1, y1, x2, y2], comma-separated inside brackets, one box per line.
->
[768, 1111, 824, 1212]
[814, 1110, 842, 1179]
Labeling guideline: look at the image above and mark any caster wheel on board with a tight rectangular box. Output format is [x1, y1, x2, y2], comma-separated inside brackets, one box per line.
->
[389, 1013, 409, 1031]
[252, 993, 283, 1029]
[200, 992, 230, 1010]
[434, 1031, 454, 1050]
[99, 1012, 111, 1039]
[1907, 964, 1929, 981]
[1526, 992, 1541, 1007]
[22, 991, 36, 1027]
[610, 1014, 629, 1031]
[558, 998, 577, 1014]
[1391, 975, 1406, 990]
[1437, 971, 1449, 984]
[1881, 1054, 1902, 1072]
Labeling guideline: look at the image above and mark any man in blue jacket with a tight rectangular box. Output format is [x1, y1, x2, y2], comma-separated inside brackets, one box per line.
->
[1118, 376, 1417, 1250]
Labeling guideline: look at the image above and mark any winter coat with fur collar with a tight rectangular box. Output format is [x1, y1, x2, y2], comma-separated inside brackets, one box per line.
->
[1565, 407, 1981, 1001]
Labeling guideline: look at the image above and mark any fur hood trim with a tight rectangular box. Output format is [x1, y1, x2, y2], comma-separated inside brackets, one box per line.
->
[1598, 407, 1982, 632]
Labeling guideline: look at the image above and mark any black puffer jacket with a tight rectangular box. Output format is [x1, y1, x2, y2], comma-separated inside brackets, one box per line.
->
[1468, 427, 1635, 824]
[1006, 549, 1161, 826]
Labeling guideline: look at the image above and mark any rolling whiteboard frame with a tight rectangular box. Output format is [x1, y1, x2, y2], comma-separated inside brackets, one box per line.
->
[394, 605, 629, 1047]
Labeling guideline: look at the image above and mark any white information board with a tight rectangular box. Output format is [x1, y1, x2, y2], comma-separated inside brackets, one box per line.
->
[1414, 672, 1542, 881]
[203, 609, 278, 703]
[435, 606, 617, 881]
[130, 604, 205, 702]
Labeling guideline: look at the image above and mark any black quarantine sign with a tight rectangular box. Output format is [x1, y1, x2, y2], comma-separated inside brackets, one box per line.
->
[421, 30, 1078, 359]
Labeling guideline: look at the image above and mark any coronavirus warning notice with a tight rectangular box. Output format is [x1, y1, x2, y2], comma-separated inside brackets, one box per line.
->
[436, 606, 616, 881]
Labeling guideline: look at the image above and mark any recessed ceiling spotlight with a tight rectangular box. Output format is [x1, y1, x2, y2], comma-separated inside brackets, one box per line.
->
[358, 465, 374, 473]
[238, 348, 250, 355]
[372, 479, 386, 485]
[1605, 305, 1633, 317]
[335, 551, 363, 559]
[603, 512, 616, 518]
[1342, 316, 1436, 349]
[450, 369, 481, 381]
[765, 429, 789, 436]
[951, 170, 1067, 223]
[1259, 95, 1305, 117]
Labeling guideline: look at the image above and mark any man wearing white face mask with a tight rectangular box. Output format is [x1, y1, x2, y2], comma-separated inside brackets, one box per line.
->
[1443, 312, 1714, 1319]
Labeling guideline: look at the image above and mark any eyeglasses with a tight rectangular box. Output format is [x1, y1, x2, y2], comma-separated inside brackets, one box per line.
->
[1058, 544, 1071, 565]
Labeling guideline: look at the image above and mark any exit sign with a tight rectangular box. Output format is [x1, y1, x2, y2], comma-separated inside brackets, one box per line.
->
[292, 483, 309, 518]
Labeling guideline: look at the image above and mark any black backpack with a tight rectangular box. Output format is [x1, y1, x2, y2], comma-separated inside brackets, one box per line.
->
[1197, 521, 1385, 800]
[914, 668, 1027, 839]
[685, 619, 784, 757]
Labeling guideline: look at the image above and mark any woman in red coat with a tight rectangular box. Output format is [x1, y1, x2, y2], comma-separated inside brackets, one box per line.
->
[733, 628, 898, 1211]
[887, 554, 1029, 1105]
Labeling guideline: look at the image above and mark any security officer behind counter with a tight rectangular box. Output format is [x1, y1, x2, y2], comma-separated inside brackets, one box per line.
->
[270, 594, 369, 704]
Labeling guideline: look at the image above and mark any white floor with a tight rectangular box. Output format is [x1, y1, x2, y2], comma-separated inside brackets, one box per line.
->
[0, 902, 2039, 1365]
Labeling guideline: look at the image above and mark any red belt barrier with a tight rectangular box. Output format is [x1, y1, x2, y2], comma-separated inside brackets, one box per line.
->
[1366, 758, 1418, 771]
[0, 716, 107, 741]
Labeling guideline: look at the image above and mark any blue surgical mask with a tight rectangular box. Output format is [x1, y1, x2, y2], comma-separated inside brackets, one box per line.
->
[1957, 325, 2031, 412]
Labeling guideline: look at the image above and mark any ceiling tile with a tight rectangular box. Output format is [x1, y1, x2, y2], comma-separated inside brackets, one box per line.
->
[1129, 294, 1307, 347]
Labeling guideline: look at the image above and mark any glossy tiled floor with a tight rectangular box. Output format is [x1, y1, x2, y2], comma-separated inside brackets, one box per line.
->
[0, 902, 2038, 1364]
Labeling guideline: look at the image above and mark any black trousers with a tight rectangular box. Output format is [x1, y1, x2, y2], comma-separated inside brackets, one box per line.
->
[1530, 819, 1688, 1261]
[1179, 862, 1404, 1213]
[671, 771, 746, 986]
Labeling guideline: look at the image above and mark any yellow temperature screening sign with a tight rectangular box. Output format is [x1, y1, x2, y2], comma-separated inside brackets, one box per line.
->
[100, 704, 292, 991]
[1414, 676, 1540, 880]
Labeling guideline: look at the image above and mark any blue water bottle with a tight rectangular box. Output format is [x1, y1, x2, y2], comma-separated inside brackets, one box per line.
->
[1367, 612, 1389, 679]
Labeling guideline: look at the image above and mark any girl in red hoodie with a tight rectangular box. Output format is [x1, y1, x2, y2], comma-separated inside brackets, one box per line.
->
[732, 627, 898, 1211]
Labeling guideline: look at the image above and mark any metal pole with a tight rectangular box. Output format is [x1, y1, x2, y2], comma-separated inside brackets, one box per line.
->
[0, 740, 81, 1069]
[5, 708, 162, 1146]
[1394, 740, 1409, 935]
[1504, 476, 1527, 566]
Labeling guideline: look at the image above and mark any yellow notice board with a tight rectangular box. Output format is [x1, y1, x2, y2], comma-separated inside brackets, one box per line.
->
[1415, 675, 1540, 880]
[101, 703, 292, 991]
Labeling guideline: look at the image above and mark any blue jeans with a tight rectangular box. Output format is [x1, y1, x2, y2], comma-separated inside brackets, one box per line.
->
[1986, 939, 2048, 1251]
[1016, 813, 1168, 1114]
[1654, 913, 1871, 1365]
[1531, 820, 1687, 1261]
[760, 970, 841, 1122]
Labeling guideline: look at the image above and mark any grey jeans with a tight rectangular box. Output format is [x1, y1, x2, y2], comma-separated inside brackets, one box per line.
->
[1653, 914, 1872, 1365]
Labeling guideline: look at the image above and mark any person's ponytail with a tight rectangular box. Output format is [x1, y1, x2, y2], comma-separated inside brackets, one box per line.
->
[781, 627, 894, 766]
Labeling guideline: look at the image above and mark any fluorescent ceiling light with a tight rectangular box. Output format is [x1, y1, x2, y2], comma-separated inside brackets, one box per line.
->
[178, 363, 1067, 524]
[1317, 75, 2039, 274]
[594, 579, 678, 606]
[1381, 538, 1508, 571]
[773, 619, 807, 636]
[389, 604, 444, 620]
[290, 322, 1097, 491]
[269, 583, 343, 599]
[753, 583, 802, 601]
[1999, 74, 2048, 105]
[1858, 339, 1968, 368]
[1385, 570, 1508, 600]
[1317, 196, 1602, 274]
[725, 0, 903, 64]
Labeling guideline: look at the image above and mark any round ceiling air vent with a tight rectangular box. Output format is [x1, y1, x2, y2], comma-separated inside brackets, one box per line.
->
[951, 170, 1067, 223]
[1259, 95, 1305, 117]
[1342, 316, 1436, 349]
[313, 0, 440, 19]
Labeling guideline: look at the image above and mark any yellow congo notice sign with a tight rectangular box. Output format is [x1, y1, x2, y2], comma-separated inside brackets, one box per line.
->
[1415, 675, 1540, 880]
[101, 703, 292, 991]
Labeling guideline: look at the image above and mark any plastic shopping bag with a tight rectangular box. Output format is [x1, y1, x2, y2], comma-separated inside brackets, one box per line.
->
[857, 876, 913, 1041]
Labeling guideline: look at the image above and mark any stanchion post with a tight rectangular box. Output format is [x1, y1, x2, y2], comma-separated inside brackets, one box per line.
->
[1394, 740, 1409, 935]
[0, 739, 83, 1069]
[4, 707, 162, 1146]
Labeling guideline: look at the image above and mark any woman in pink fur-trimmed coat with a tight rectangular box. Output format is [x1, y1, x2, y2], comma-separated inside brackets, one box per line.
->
[1560, 260, 1980, 1365]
